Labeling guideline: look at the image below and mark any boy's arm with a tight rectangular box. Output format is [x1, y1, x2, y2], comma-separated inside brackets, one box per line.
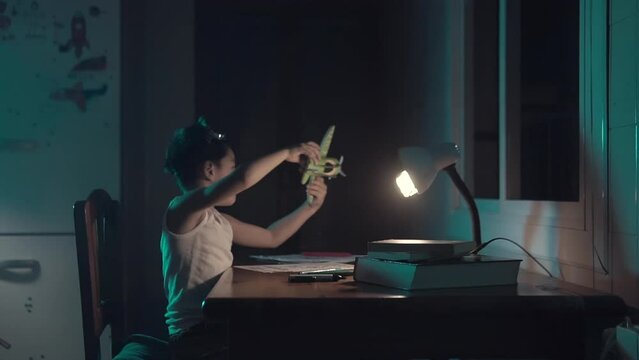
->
[222, 178, 327, 248]
[168, 143, 321, 234]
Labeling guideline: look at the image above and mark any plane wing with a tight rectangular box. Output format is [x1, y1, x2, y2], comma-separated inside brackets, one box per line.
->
[319, 125, 335, 158]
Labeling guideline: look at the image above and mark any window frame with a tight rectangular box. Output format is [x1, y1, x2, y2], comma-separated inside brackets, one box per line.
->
[449, 0, 609, 281]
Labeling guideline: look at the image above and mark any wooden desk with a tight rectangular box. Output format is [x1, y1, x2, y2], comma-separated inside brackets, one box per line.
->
[203, 268, 626, 359]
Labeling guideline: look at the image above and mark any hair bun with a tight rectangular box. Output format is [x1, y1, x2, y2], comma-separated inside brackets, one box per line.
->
[196, 116, 209, 128]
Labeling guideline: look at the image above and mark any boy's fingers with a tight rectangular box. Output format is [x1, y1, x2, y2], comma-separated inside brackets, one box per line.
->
[305, 142, 321, 159]
[308, 179, 326, 188]
[307, 185, 326, 195]
[301, 144, 319, 162]
[307, 181, 327, 194]
[308, 189, 324, 198]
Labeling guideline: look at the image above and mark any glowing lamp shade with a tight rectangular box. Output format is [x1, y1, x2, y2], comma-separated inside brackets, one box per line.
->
[396, 171, 419, 197]
[395, 142, 482, 249]
[396, 143, 461, 196]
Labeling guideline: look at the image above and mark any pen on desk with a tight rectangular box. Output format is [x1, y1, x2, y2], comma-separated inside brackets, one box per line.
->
[299, 268, 353, 275]
[288, 273, 344, 283]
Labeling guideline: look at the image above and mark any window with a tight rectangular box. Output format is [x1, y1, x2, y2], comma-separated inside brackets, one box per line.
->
[459, 0, 589, 230]
[468, 0, 580, 202]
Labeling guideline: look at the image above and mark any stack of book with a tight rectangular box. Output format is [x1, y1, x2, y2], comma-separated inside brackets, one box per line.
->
[353, 239, 521, 290]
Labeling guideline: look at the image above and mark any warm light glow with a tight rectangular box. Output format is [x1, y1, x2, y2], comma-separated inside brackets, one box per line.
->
[396, 170, 419, 197]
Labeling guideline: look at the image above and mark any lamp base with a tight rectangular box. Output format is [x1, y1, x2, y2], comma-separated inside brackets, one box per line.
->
[462, 253, 483, 262]
[367, 239, 475, 262]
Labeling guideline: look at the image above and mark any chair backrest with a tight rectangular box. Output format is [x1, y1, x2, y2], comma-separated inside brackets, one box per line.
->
[74, 189, 125, 359]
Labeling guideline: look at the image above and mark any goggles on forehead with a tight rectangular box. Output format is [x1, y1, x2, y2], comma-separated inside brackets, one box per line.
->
[206, 128, 226, 142]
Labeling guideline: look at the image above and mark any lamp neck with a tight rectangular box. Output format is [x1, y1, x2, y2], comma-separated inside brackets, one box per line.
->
[442, 164, 482, 249]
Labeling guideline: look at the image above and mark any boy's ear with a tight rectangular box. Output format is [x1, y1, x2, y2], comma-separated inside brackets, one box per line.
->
[203, 160, 216, 180]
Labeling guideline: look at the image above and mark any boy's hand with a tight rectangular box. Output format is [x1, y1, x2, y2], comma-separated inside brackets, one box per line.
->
[306, 177, 327, 210]
[287, 141, 321, 164]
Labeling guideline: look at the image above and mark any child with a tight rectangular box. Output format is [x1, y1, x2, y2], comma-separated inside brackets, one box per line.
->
[161, 117, 327, 359]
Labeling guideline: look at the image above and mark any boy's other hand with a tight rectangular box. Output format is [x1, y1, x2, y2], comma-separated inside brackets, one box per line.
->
[306, 177, 327, 210]
[287, 141, 321, 164]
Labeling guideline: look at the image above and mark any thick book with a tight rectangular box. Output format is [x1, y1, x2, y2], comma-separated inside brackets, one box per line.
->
[367, 239, 476, 262]
[354, 255, 522, 290]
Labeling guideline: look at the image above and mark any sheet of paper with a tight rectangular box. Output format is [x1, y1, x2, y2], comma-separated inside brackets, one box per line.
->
[234, 262, 355, 274]
[249, 254, 359, 263]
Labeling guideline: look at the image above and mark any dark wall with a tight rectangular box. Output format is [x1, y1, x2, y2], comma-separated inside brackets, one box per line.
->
[122, 0, 197, 339]
[121, 0, 147, 337]
[122, 0, 455, 339]
[195, 0, 433, 260]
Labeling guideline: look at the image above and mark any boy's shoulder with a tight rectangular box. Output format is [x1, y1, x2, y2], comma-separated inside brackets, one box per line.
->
[167, 195, 184, 210]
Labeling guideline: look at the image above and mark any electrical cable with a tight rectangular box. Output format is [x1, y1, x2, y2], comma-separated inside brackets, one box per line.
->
[592, 240, 609, 275]
[471, 237, 554, 278]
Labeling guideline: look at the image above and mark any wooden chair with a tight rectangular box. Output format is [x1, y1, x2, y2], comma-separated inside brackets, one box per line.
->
[74, 189, 169, 360]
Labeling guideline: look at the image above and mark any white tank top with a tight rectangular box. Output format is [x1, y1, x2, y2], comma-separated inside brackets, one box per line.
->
[160, 203, 234, 335]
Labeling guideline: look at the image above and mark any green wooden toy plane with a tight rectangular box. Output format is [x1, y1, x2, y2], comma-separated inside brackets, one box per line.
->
[301, 125, 346, 204]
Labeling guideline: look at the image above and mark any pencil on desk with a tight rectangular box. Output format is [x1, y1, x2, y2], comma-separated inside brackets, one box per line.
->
[299, 268, 354, 275]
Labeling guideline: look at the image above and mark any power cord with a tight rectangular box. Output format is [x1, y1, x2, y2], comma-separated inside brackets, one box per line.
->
[0, 336, 10, 349]
[593, 241, 610, 275]
[470, 237, 554, 278]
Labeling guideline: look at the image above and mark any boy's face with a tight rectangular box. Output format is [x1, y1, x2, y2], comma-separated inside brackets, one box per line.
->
[212, 148, 237, 206]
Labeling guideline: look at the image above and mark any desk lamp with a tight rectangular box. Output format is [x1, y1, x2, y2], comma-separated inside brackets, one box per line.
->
[357, 143, 521, 289]
[367, 143, 478, 261]
[396, 143, 481, 250]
